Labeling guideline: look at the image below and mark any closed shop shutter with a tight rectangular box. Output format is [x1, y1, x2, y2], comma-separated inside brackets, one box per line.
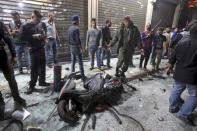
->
[152, 0, 177, 28]
[97, 0, 148, 55]
[0, 0, 88, 62]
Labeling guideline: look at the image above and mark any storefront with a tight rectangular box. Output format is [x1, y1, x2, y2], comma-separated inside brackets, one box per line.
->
[97, 0, 148, 32]
[0, 0, 88, 61]
[151, 0, 178, 28]
[0, 0, 149, 61]
[96, 0, 148, 55]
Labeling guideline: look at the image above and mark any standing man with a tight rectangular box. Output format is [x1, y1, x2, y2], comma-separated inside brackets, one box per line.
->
[167, 20, 197, 126]
[86, 18, 102, 70]
[101, 20, 112, 68]
[9, 11, 30, 74]
[0, 21, 26, 120]
[169, 27, 183, 58]
[162, 28, 171, 58]
[129, 21, 141, 68]
[139, 24, 152, 69]
[20, 10, 50, 94]
[110, 16, 141, 77]
[43, 12, 58, 68]
[68, 15, 86, 81]
[150, 28, 166, 70]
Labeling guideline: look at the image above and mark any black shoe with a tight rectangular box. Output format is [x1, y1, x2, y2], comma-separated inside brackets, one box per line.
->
[175, 114, 196, 126]
[26, 87, 35, 94]
[47, 64, 53, 68]
[81, 76, 87, 82]
[14, 96, 26, 107]
[19, 70, 24, 74]
[89, 67, 94, 70]
[169, 107, 180, 113]
[169, 99, 185, 113]
[107, 65, 112, 68]
[115, 73, 120, 77]
[120, 72, 126, 78]
[39, 82, 50, 86]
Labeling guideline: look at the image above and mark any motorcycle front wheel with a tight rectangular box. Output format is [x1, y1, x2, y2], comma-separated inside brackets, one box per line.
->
[57, 99, 80, 124]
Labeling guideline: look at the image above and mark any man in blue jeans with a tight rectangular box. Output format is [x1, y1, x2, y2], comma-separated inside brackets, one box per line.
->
[167, 20, 197, 126]
[43, 12, 58, 68]
[86, 18, 102, 70]
[9, 11, 30, 74]
[68, 15, 86, 81]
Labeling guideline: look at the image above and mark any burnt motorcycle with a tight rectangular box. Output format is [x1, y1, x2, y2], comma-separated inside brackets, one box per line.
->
[55, 71, 143, 131]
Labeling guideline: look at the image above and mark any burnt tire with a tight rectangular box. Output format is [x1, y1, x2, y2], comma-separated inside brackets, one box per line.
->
[57, 99, 79, 124]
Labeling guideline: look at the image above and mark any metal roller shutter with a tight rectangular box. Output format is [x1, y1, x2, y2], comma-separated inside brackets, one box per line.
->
[98, 0, 148, 55]
[0, 0, 88, 62]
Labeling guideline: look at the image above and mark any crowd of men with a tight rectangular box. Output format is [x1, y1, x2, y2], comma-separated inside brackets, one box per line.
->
[0, 9, 196, 125]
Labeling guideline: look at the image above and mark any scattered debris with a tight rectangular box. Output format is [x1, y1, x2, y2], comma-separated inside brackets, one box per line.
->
[160, 88, 166, 93]
[158, 117, 165, 121]
[65, 67, 70, 70]
[12, 108, 31, 121]
[27, 126, 42, 131]
[5, 93, 11, 98]
[153, 103, 159, 110]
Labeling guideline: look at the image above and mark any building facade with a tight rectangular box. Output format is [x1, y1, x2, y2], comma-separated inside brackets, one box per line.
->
[0, 0, 149, 61]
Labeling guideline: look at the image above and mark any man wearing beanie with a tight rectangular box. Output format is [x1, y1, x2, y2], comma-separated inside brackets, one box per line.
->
[68, 15, 86, 81]
[20, 10, 50, 94]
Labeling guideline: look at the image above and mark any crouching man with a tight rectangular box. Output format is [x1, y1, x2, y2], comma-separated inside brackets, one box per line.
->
[167, 20, 197, 126]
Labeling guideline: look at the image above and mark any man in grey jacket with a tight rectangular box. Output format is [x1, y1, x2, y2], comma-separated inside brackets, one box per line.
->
[86, 18, 102, 70]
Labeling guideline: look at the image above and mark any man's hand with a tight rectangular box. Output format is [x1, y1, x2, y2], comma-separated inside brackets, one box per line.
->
[32, 34, 44, 40]
[166, 63, 173, 75]
[11, 57, 17, 66]
[85, 46, 88, 51]
[140, 49, 144, 55]
[10, 30, 18, 36]
[166, 68, 172, 75]
[81, 46, 85, 54]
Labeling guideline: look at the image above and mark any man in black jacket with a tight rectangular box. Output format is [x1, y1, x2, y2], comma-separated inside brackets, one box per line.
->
[20, 10, 50, 94]
[167, 20, 197, 126]
[101, 20, 112, 68]
[0, 21, 26, 120]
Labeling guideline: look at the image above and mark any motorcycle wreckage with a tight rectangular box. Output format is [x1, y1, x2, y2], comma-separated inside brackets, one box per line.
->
[55, 71, 144, 131]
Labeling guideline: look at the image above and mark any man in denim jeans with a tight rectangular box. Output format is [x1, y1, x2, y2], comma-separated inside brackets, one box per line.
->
[167, 20, 197, 126]
[86, 18, 102, 70]
[43, 12, 58, 68]
[68, 15, 86, 81]
[9, 11, 30, 74]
